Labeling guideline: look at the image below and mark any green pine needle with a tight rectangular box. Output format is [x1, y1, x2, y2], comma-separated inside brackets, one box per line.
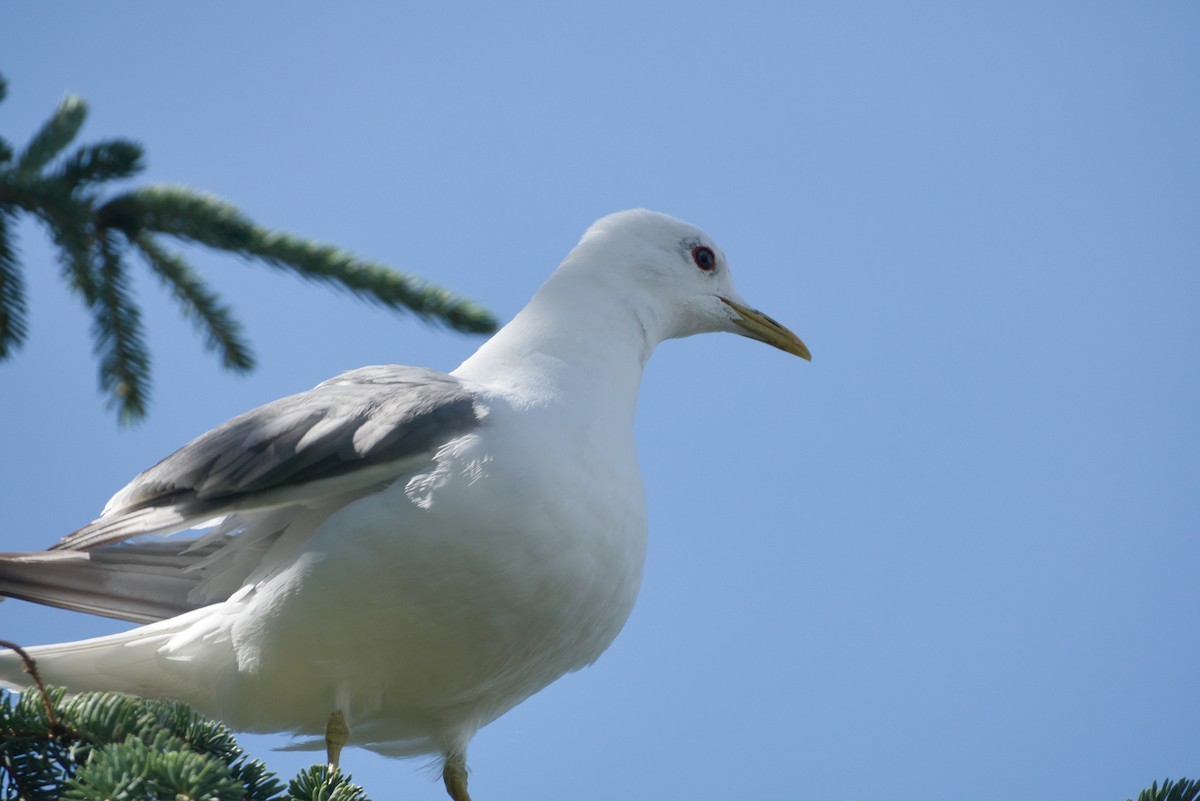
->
[286, 766, 371, 801]
[100, 185, 499, 334]
[1130, 778, 1200, 801]
[92, 236, 152, 424]
[1, 684, 363, 801]
[133, 231, 256, 371]
[5, 680, 1194, 801]
[64, 736, 249, 801]
[6, 176, 101, 303]
[1, 71, 497, 424]
[15, 94, 88, 177]
[0, 209, 29, 358]
[0, 77, 10, 163]
[57, 139, 145, 187]
[47, 213, 101, 306]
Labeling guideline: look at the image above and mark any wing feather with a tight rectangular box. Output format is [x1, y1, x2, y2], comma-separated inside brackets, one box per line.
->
[50, 365, 482, 552]
[1, 365, 485, 621]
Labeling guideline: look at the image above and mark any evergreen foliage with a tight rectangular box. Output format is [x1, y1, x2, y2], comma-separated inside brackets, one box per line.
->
[0, 638, 1194, 800]
[0, 644, 371, 801]
[0, 72, 497, 424]
[1129, 778, 1200, 801]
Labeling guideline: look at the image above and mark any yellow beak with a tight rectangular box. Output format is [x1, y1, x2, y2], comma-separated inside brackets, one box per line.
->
[720, 297, 811, 361]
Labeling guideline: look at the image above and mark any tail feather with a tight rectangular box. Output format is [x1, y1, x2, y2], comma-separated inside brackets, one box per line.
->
[0, 522, 286, 624]
[0, 606, 228, 712]
[0, 546, 212, 623]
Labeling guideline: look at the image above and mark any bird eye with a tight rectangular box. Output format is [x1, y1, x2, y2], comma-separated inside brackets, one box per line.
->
[691, 246, 716, 272]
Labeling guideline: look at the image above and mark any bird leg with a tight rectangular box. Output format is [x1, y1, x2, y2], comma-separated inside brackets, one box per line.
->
[325, 710, 350, 770]
[443, 755, 473, 801]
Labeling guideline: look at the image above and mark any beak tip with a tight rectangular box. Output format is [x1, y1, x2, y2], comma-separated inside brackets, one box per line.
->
[721, 296, 809, 362]
[787, 341, 812, 361]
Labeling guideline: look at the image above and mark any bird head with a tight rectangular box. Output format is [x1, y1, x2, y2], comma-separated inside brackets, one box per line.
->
[564, 209, 811, 360]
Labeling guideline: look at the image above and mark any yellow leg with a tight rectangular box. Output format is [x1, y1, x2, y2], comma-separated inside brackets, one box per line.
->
[442, 755, 472, 801]
[325, 710, 350, 770]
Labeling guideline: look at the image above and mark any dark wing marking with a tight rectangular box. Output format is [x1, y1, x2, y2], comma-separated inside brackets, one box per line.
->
[51, 365, 482, 552]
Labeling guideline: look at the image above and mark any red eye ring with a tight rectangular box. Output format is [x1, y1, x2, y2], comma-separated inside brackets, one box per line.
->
[691, 245, 716, 272]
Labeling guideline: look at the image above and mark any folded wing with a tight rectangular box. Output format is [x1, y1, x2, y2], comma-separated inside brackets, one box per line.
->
[0, 365, 484, 622]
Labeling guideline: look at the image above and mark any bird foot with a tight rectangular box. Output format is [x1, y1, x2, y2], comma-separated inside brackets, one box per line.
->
[325, 710, 350, 770]
[443, 756, 472, 801]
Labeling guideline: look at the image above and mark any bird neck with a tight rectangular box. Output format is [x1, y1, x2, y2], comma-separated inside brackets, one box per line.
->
[452, 272, 661, 429]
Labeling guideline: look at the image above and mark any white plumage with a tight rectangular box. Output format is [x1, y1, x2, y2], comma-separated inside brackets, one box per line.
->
[0, 209, 808, 800]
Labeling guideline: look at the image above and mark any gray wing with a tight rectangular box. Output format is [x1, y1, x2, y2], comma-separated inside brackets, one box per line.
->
[0, 365, 484, 622]
[58, 365, 482, 550]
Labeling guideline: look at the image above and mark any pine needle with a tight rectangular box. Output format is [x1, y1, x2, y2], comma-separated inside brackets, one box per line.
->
[0, 70, 496, 424]
[0, 210, 28, 358]
[14, 95, 87, 177]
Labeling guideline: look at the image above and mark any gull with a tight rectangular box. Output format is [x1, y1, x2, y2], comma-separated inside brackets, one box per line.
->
[0, 209, 809, 800]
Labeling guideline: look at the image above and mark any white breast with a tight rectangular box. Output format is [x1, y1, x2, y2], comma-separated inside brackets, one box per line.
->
[200, 389, 647, 754]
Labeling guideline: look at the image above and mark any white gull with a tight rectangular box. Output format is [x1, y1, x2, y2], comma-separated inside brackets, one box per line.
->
[0, 209, 809, 800]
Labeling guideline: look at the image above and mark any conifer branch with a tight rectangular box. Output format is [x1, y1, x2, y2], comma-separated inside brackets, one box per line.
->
[287, 766, 371, 801]
[40, 197, 100, 305]
[99, 185, 498, 334]
[251, 229, 498, 334]
[0, 210, 28, 358]
[2, 176, 100, 302]
[1, 71, 497, 423]
[3, 675, 1192, 801]
[93, 234, 151, 424]
[0, 686, 370, 801]
[14, 95, 87, 177]
[57, 139, 144, 188]
[0, 77, 9, 166]
[132, 231, 255, 371]
[0, 641, 56, 727]
[1129, 778, 1200, 801]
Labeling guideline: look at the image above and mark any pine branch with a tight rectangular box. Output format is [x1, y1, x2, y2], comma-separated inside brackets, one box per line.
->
[92, 234, 151, 423]
[98, 185, 498, 334]
[132, 230, 255, 371]
[0, 76, 9, 163]
[0, 75, 9, 163]
[1, 71, 497, 424]
[0, 688, 79, 801]
[0, 642, 62, 735]
[64, 736, 248, 801]
[0, 645, 76, 801]
[249, 229, 498, 334]
[3, 176, 100, 303]
[287, 766, 371, 801]
[57, 139, 144, 188]
[0, 209, 29, 358]
[15, 95, 87, 177]
[1, 683, 371, 801]
[1130, 778, 1200, 801]
[46, 210, 100, 305]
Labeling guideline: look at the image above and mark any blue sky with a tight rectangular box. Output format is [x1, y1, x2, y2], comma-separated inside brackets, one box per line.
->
[3, 3, 1198, 799]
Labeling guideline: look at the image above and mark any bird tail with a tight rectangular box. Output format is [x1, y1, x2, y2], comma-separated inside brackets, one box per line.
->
[0, 606, 229, 712]
[0, 548, 205, 624]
